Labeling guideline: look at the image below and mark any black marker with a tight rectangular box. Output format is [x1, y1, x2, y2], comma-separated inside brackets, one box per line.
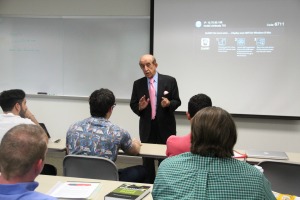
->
[37, 92, 48, 95]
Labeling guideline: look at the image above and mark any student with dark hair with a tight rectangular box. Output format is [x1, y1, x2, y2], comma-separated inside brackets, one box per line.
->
[153, 107, 276, 199]
[0, 89, 39, 141]
[166, 93, 212, 157]
[66, 88, 147, 183]
[0, 124, 56, 200]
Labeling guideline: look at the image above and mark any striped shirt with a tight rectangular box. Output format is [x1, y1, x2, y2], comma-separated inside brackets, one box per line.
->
[153, 152, 276, 200]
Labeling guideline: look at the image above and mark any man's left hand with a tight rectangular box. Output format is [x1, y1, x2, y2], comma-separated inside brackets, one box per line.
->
[161, 97, 170, 107]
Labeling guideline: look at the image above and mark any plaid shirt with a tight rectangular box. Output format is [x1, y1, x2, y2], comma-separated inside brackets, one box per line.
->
[153, 152, 276, 200]
[66, 117, 132, 162]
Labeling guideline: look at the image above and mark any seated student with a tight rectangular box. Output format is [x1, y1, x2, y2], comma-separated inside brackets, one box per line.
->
[66, 88, 147, 183]
[0, 89, 40, 141]
[153, 107, 276, 200]
[0, 124, 56, 200]
[166, 93, 212, 157]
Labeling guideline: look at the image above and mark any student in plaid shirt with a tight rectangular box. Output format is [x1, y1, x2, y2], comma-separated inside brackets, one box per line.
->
[153, 107, 276, 200]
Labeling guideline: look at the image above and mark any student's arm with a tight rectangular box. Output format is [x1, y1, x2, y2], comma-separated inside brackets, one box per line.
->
[124, 138, 141, 156]
[25, 109, 39, 125]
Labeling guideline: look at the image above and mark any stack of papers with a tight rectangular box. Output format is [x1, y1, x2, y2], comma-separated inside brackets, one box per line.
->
[48, 181, 101, 199]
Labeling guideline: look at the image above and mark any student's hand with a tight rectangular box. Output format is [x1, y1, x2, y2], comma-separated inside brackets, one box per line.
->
[25, 109, 34, 119]
[127, 138, 142, 155]
[132, 138, 142, 146]
[24, 109, 39, 125]
[139, 95, 149, 111]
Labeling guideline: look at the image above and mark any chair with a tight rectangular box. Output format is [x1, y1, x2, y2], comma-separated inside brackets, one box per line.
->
[63, 155, 119, 181]
[257, 160, 300, 196]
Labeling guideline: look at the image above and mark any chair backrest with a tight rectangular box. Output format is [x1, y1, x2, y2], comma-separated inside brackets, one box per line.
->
[258, 160, 300, 196]
[63, 155, 119, 181]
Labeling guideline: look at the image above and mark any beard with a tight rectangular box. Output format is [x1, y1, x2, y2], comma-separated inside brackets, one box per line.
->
[19, 106, 26, 118]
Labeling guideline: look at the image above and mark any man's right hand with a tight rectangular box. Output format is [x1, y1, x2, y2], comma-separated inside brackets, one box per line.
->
[139, 95, 149, 111]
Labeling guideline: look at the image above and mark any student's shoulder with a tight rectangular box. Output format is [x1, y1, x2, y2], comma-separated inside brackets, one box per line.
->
[167, 134, 190, 143]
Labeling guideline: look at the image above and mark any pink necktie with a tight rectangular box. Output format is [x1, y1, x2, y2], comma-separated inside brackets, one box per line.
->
[149, 78, 156, 119]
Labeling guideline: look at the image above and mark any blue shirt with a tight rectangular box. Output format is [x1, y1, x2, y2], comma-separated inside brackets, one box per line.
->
[0, 181, 56, 200]
[66, 117, 133, 162]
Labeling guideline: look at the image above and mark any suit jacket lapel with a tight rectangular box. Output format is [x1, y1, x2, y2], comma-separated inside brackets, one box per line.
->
[142, 77, 150, 99]
[157, 73, 164, 103]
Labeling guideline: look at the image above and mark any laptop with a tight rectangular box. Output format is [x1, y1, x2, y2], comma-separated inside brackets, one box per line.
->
[246, 150, 289, 160]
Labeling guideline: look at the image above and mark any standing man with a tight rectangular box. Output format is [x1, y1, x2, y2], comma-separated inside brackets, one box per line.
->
[130, 54, 181, 183]
[0, 89, 39, 141]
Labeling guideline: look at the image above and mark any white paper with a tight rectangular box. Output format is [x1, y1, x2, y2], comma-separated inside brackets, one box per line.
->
[49, 181, 101, 199]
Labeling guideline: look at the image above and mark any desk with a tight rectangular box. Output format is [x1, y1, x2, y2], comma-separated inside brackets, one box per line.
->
[47, 141, 167, 158]
[139, 143, 167, 159]
[47, 139, 66, 152]
[36, 175, 153, 200]
[245, 151, 300, 164]
[118, 143, 167, 159]
[48, 140, 300, 163]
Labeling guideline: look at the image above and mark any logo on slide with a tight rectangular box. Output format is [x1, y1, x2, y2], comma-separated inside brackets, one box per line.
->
[201, 38, 210, 46]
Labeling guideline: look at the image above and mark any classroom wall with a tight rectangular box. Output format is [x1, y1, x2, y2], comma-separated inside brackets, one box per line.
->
[1, 0, 300, 153]
[23, 96, 300, 153]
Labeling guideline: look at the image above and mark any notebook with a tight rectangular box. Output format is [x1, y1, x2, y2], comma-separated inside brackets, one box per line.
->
[246, 150, 288, 160]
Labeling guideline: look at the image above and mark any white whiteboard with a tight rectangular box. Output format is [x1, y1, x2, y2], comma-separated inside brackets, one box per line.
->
[0, 16, 150, 98]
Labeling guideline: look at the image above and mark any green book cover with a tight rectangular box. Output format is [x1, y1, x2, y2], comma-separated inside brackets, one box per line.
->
[105, 183, 151, 200]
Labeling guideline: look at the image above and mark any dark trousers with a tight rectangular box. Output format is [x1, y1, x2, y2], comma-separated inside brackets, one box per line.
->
[118, 165, 147, 183]
[143, 118, 164, 183]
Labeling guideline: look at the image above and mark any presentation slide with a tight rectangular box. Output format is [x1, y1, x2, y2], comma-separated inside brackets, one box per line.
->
[154, 0, 300, 117]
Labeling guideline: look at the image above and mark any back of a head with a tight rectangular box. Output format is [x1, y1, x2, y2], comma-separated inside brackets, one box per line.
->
[188, 93, 212, 118]
[0, 124, 48, 180]
[0, 89, 25, 112]
[89, 88, 115, 117]
[191, 106, 237, 158]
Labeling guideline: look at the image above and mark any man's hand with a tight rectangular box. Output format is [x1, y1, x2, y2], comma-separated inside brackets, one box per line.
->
[24, 109, 34, 119]
[161, 97, 170, 108]
[139, 95, 150, 111]
[24, 109, 39, 125]
[127, 138, 142, 155]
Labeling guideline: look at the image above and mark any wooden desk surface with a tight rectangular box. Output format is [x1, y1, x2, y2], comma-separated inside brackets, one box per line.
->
[36, 175, 153, 200]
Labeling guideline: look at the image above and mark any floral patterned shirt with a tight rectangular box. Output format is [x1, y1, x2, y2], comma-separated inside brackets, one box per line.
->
[66, 117, 132, 162]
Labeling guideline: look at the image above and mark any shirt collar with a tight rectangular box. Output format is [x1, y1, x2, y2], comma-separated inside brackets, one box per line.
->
[148, 72, 158, 83]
